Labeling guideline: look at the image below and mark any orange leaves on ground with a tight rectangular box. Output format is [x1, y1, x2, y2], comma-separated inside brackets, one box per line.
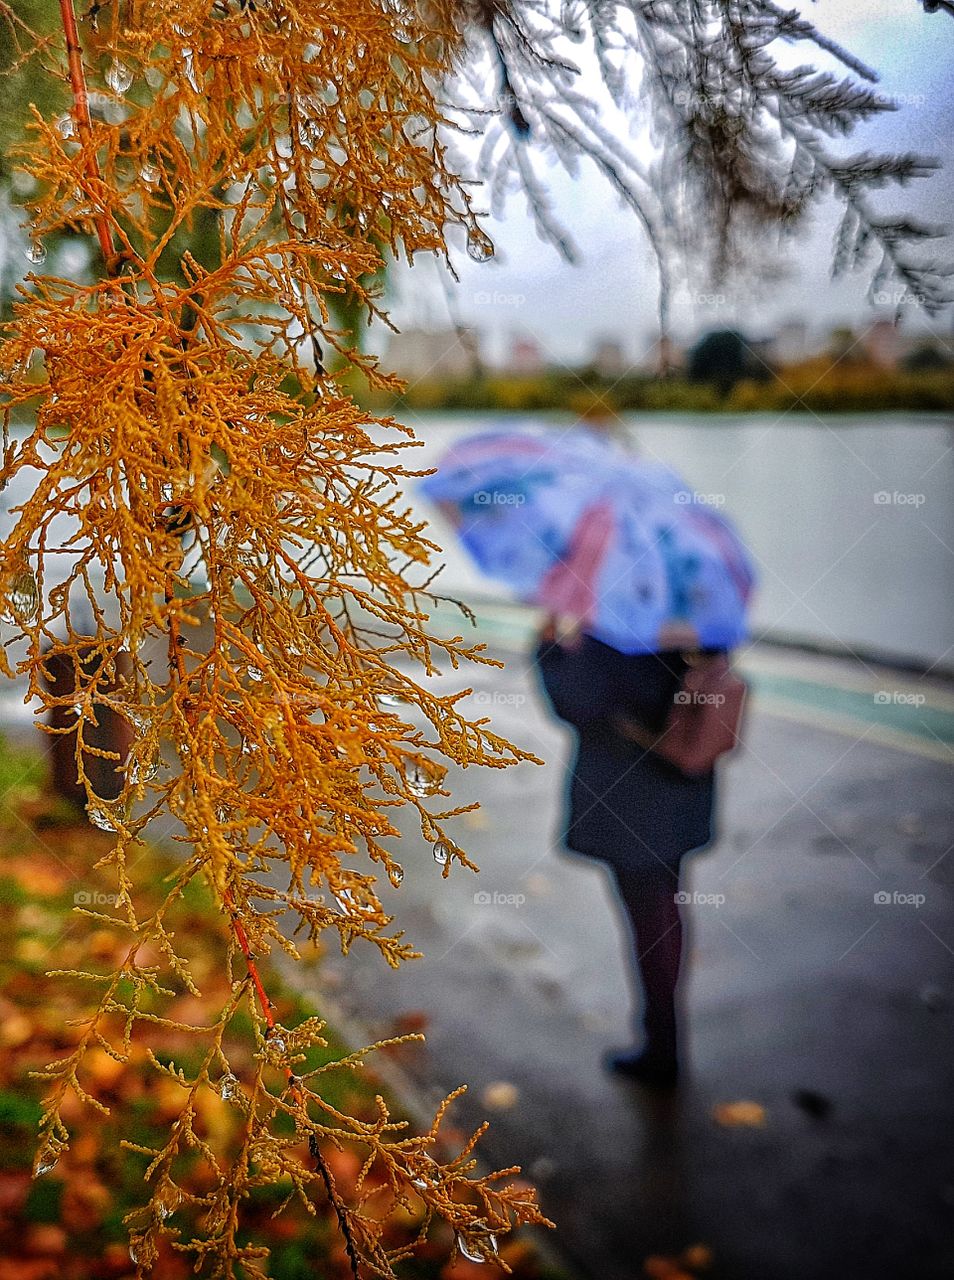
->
[711, 1100, 768, 1128]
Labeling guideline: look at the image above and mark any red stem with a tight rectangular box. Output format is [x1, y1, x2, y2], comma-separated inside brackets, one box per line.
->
[58, 0, 116, 268]
[228, 906, 278, 1036]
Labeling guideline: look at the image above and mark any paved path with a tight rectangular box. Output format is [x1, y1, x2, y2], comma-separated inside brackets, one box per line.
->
[4, 602, 951, 1279]
[311, 623, 954, 1280]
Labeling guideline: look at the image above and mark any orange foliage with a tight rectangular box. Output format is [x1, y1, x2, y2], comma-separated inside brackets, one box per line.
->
[0, 1, 546, 1275]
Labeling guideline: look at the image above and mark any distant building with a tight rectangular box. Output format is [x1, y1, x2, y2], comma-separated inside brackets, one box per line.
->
[637, 332, 685, 376]
[770, 319, 811, 366]
[590, 338, 626, 378]
[824, 325, 856, 361]
[508, 335, 543, 374]
[385, 326, 481, 381]
[862, 319, 901, 370]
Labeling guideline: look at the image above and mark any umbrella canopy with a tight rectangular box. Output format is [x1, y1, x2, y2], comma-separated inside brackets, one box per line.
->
[419, 428, 755, 655]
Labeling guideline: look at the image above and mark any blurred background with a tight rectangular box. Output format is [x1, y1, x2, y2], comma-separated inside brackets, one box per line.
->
[323, 5, 954, 1277]
[1, 1, 952, 1279]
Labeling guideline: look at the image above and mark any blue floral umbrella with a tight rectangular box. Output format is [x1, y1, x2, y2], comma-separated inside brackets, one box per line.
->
[420, 428, 755, 654]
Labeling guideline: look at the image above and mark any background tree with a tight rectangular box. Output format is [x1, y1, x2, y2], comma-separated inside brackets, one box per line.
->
[455, 0, 951, 334]
[687, 329, 767, 395]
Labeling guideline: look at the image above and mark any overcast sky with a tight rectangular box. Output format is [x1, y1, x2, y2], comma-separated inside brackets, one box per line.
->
[377, 0, 954, 368]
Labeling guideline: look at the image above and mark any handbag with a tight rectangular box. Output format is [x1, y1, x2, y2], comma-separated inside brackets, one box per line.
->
[613, 652, 748, 777]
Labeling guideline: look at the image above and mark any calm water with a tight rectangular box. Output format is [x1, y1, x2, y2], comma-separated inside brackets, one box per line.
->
[397, 412, 954, 672]
[3, 412, 953, 676]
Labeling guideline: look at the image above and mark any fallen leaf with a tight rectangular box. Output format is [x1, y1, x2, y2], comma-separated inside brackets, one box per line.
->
[24, 1224, 67, 1255]
[711, 1100, 767, 1128]
[14, 939, 52, 966]
[643, 1256, 683, 1278]
[84, 1047, 126, 1091]
[392, 1010, 429, 1035]
[87, 930, 121, 962]
[681, 1242, 714, 1270]
[1, 1013, 34, 1048]
[320, 1144, 362, 1196]
[481, 1081, 519, 1110]
[0, 1259, 61, 1280]
[524, 873, 552, 897]
[0, 1172, 32, 1215]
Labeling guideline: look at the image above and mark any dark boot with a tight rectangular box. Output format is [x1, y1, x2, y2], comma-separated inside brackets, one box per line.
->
[608, 864, 685, 1083]
[605, 1046, 679, 1087]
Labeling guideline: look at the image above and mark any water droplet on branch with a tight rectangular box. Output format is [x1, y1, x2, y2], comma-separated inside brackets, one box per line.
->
[183, 51, 201, 93]
[407, 762, 441, 797]
[87, 803, 118, 832]
[154, 1182, 181, 1220]
[129, 752, 159, 784]
[266, 1027, 287, 1056]
[218, 1072, 240, 1101]
[410, 1154, 440, 1190]
[466, 228, 495, 262]
[106, 58, 134, 95]
[456, 1230, 498, 1263]
[3, 563, 40, 621]
[122, 706, 151, 734]
[25, 240, 47, 266]
[432, 839, 451, 866]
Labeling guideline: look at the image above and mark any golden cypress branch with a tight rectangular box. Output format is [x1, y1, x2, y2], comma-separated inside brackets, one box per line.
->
[1, 2, 548, 1273]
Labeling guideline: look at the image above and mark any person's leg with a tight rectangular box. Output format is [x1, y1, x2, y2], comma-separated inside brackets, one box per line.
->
[607, 861, 684, 1079]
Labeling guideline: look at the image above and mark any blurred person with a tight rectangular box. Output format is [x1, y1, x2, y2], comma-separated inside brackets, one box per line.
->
[535, 621, 721, 1087]
[421, 420, 752, 1086]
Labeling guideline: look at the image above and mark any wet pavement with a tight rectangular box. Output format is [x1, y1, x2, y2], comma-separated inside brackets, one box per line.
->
[4, 603, 952, 1280]
[308, 625, 954, 1280]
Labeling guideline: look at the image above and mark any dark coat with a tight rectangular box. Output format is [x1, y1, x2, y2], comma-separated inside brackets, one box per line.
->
[535, 636, 716, 874]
